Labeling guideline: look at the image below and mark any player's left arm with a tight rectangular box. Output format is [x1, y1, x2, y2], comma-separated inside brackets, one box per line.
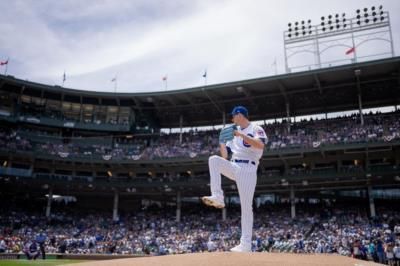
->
[234, 126, 266, 150]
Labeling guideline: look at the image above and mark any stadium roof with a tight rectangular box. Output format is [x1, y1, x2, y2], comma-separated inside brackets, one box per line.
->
[1, 56, 399, 127]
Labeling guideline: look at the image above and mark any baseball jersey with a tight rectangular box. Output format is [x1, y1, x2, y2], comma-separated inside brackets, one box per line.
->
[227, 122, 267, 162]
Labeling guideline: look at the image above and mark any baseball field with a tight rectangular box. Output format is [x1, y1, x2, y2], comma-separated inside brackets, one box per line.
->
[58, 252, 383, 266]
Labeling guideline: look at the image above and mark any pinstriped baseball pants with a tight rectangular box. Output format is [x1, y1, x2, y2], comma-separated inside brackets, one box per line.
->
[208, 155, 257, 247]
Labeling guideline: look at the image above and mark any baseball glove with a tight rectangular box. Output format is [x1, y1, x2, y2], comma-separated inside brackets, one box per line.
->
[219, 125, 237, 144]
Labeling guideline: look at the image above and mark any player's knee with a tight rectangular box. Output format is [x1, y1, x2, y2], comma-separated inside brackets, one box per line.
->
[208, 155, 220, 165]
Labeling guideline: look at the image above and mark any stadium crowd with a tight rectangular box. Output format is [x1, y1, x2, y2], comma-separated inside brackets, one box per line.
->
[0, 203, 400, 264]
[1, 111, 399, 161]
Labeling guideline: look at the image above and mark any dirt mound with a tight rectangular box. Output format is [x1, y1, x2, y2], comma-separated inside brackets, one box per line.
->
[64, 252, 383, 266]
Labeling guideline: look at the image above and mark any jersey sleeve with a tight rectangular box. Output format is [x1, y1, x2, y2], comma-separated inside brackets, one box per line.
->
[226, 139, 233, 148]
[254, 125, 268, 144]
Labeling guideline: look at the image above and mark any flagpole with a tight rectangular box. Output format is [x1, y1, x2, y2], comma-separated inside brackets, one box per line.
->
[4, 58, 9, 75]
[163, 75, 168, 91]
[111, 75, 117, 93]
[62, 70, 66, 87]
[273, 58, 277, 75]
[203, 69, 207, 87]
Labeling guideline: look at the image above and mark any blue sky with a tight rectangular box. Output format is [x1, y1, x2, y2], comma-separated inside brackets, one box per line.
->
[0, 0, 399, 93]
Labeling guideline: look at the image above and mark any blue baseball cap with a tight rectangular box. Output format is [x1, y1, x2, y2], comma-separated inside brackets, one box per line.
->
[231, 106, 248, 118]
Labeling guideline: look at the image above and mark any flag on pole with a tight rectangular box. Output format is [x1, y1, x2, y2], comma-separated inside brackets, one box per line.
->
[111, 75, 118, 92]
[1, 58, 9, 75]
[202, 70, 207, 78]
[345, 47, 355, 55]
[63, 71, 66, 82]
[162, 75, 168, 90]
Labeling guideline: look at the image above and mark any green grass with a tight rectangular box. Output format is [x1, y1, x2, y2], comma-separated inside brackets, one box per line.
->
[0, 259, 87, 266]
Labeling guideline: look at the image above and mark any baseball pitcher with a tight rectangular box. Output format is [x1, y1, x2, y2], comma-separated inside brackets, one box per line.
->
[202, 105, 267, 252]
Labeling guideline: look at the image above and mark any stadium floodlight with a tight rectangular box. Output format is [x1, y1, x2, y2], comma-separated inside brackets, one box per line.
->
[283, 5, 395, 73]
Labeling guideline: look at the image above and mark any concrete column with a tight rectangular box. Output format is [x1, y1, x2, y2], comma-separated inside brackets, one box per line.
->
[176, 191, 181, 222]
[290, 186, 296, 219]
[222, 208, 227, 221]
[358, 93, 364, 125]
[179, 115, 183, 144]
[46, 188, 53, 218]
[286, 103, 291, 133]
[356, 73, 364, 125]
[113, 190, 119, 221]
[368, 185, 376, 217]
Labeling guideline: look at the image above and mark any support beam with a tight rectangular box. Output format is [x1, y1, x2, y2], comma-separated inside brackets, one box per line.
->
[179, 115, 183, 144]
[290, 186, 296, 219]
[46, 188, 53, 218]
[113, 190, 119, 221]
[165, 95, 177, 106]
[277, 81, 291, 133]
[355, 70, 364, 125]
[358, 92, 364, 125]
[286, 102, 291, 134]
[201, 88, 223, 114]
[222, 207, 227, 221]
[237, 86, 259, 112]
[313, 74, 322, 94]
[132, 97, 143, 113]
[367, 185, 376, 217]
[176, 191, 182, 222]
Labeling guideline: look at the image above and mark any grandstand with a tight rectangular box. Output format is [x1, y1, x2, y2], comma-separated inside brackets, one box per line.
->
[0, 57, 399, 264]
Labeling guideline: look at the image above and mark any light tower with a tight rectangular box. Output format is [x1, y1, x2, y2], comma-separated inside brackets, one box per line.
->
[283, 5, 395, 73]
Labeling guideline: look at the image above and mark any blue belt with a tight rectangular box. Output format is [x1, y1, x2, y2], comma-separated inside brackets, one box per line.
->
[233, 159, 256, 165]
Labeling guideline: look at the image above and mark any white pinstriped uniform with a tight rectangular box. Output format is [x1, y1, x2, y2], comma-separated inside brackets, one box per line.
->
[208, 122, 267, 248]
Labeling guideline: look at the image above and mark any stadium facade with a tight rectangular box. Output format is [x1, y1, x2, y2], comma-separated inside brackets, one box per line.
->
[0, 57, 399, 220]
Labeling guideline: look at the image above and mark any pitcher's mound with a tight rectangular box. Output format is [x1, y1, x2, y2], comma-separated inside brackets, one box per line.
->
[64, 252, 383, 266]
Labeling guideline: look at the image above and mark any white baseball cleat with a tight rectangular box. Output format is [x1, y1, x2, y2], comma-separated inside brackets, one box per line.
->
[230, 244, 251, 252]
[201, 195, 225, 209]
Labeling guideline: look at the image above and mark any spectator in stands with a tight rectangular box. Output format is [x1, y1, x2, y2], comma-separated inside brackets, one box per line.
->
[0, 237, 6, 253]
[386, 242, 395, 266]
[35, 231, 46, 259]
[376, 239, 386, 264]
[24, 240, 40, 260]
[393, 242, 400, 266]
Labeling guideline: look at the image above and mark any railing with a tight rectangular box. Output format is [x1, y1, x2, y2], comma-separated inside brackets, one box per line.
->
[0, 167, 32, 177]
[0, 114, 131, 132]
[0, 140, 399, 163]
